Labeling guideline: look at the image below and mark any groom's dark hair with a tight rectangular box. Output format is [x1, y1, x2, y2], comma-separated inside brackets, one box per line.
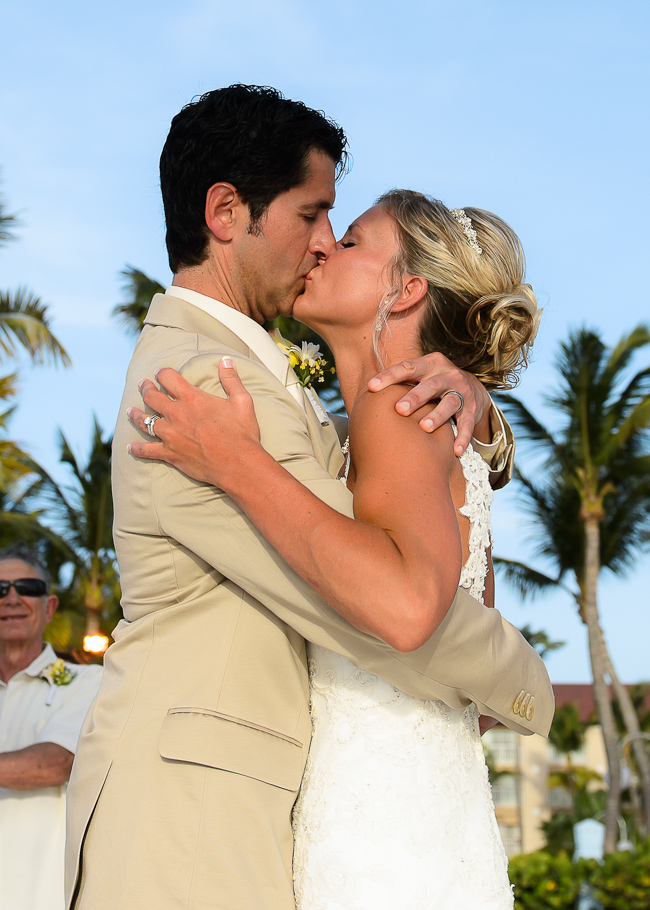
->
[160, 84, 349, 273]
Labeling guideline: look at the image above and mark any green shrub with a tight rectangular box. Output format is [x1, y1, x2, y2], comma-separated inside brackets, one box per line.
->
[509, 840, 650, 909]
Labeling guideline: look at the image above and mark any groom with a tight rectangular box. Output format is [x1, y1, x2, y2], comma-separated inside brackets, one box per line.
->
[66, 85, 553, 909]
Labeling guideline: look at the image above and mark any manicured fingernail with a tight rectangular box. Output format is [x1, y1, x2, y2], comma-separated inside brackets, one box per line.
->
[127, 443, 133, 454]
[137, 379, 145, 391]
[421, 419, 434, 431]
[396, 401, 411, 414]
[126, 407, 133, 418]
[154, 369, 161, 379]
[221, 357, 233, 368]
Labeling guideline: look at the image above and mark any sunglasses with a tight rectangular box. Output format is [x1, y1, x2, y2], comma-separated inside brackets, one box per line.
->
[0, 578, 48, 598]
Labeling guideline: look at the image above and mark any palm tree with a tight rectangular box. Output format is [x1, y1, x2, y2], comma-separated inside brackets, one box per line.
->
[495, 325, 650, 852]
[23, 419, 120, 650]
[0, 183, 69, 367]
[518, 624, 565, 660]
[56, 419, 119, 642]
[0, 289, 69, 366]
[0, 186, 17, 244]
[112, 266, 164, 335]
[0, 179, 70, 512]
[542, 701, 605, 853]
[549, 702, 591, 788]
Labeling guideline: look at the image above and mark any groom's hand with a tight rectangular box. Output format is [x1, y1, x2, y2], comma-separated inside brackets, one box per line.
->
[368, 352, 491, 456]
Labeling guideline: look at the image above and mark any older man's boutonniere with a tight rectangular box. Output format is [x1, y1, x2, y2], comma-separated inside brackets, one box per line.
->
[40, 658, 76, 706]
[269, 329, 334, 388]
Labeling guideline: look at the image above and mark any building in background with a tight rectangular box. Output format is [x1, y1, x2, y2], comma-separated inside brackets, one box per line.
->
[484, 685, 612, 855]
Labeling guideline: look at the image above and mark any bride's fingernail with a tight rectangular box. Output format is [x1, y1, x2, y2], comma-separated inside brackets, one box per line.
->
[127, 443, 133, 454]
[137, 379, 145, 391]
[126, 407, 133, 419]
[221, 357, 233, 368]
[154, 369, 161, 379]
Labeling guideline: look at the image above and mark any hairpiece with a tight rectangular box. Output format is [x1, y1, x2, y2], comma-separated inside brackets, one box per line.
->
[449, 208, 482, 255]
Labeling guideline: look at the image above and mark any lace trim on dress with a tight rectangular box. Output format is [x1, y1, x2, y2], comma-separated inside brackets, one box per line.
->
[457, 439, 494, 604]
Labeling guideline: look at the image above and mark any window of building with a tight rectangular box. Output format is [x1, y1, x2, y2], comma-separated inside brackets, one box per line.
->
[483, 729, 518, 764]
[548, 784, 573, 809]
[548, 743, 587, 765]
[499, 824, 522, 857]
[492, 773, 519, 807]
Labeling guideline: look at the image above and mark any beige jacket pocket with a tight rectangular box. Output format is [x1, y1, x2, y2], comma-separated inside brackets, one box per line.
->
[159, 707, 305, 792]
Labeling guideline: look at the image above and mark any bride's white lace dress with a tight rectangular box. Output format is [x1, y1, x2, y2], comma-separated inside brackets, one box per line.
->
[292, 442, 514, 909]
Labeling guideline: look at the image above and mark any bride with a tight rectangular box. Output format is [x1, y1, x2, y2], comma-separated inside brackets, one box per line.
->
[128, 190, 540, 909]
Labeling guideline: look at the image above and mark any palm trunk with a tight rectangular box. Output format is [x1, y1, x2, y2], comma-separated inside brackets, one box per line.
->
[582, 515, 621, 853]
[606, 656, 650, 837]
[84, 575, 103, 638]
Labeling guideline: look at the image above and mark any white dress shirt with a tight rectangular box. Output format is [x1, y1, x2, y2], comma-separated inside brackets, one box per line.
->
[0, 644, 102, 910]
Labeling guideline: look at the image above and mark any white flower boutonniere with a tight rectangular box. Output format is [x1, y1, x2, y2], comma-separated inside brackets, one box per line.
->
[269, 329, 332, 388]
[40, 658, 76, 706]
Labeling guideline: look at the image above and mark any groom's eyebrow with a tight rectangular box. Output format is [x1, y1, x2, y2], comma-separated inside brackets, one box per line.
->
[298, 201, 335, 212]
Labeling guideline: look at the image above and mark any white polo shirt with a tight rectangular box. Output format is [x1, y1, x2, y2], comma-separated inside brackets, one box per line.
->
[0, 644, 102, 910]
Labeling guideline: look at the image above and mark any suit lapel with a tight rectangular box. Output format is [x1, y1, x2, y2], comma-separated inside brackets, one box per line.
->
[145, 294, 344, 478]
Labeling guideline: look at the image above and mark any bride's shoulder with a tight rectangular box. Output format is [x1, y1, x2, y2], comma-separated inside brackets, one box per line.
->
[349, 386, 455, 461]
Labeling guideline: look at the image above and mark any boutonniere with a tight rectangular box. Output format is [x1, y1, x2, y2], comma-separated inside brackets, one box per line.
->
[40, 659, 76, 706]
[269, 329, 333, 388]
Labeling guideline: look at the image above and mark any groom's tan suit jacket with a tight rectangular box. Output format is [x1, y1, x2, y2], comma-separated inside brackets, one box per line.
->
[66, 292, 553, 910]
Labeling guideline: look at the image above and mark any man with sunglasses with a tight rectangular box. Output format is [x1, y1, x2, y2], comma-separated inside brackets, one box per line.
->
[0, 546, 102, 910]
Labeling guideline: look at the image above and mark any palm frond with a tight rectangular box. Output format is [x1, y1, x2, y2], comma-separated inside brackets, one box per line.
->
[601, 324, 650, 391]
[493, 557, 569, 601]
[112, 266, 165, 334]
[0, 182, 18, 246]
[0, 289, 70, 365]
[495, 393, 558, 452]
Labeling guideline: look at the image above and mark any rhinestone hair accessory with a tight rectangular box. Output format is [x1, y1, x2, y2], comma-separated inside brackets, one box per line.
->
[449, 208, 482, 255]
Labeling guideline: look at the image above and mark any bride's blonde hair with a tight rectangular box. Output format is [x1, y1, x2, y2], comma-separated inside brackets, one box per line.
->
[375, 190, 540, 389]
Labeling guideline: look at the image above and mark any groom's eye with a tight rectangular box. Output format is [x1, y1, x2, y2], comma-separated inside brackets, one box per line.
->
[340, 241, 355, 248]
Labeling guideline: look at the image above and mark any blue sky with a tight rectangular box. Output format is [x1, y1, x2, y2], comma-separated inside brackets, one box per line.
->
[2, 0, 649, 683]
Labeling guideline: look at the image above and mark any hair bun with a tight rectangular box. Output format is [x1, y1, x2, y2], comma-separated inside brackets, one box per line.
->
[466, 283, 540, 388]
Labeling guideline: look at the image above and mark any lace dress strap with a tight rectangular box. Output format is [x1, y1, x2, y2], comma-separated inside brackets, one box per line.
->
[455, 428, 494, 604]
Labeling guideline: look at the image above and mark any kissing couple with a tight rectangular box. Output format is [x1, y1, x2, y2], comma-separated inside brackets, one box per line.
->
[66, 85, 553, 910]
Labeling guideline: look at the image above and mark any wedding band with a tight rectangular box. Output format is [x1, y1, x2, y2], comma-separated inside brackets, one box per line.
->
[143, 414, 161, 437]
[442, 390, 464, 414]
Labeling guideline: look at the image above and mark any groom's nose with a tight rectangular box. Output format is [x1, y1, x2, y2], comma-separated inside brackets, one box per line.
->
[309, 218, 336, 261]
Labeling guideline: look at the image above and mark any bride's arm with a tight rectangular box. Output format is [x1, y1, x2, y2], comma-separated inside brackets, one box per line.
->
[128, 360, 463, 653]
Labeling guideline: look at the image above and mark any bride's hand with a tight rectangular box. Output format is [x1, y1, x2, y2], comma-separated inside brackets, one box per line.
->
[127, 358, 261, 487]
[367, 352, 491, 456]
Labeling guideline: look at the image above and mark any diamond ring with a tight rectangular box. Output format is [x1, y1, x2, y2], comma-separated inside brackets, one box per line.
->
[143, 414, 162, 438]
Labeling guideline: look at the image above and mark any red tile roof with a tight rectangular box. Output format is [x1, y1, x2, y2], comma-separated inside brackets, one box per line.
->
[552, 683, 650, 722]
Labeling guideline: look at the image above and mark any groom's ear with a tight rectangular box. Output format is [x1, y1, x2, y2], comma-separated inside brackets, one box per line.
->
[390, 275, 428, 314]
[204, 182, 245, 241]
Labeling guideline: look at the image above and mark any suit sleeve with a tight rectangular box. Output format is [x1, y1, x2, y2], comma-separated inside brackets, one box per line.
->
[472, 402, 515, 491]
[152, 354, 553, 736]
